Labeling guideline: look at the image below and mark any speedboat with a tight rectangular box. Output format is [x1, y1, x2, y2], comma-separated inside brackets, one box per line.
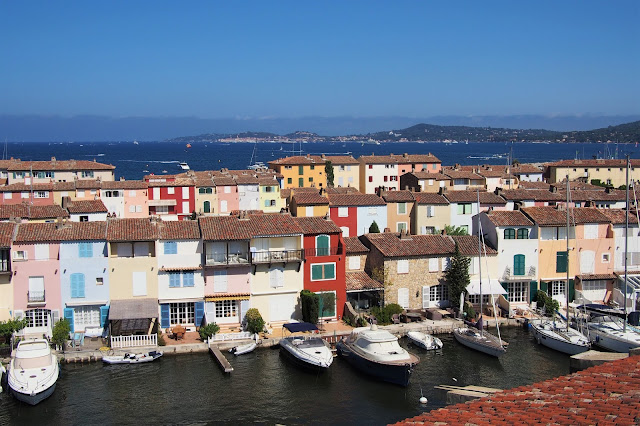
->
[279, 322, 333, 370]
[8, 339, 59, 405]
[584, 314, 640, 353]
[530, 319, 590, 355]
[179, 162, 190, 170]
[453, 323, 507, 358]
[406, 331, 443, 351]
[229, 342, 257, 356]
[102, 350, 163, 364]
[336, 324, 420, 386]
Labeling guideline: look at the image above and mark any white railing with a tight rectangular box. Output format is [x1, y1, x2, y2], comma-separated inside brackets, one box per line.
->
[110, 334, 158, 348]
[209, 332, 254, 343]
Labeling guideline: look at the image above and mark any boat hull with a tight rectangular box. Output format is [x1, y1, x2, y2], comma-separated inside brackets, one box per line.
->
[336, 340, 415, 386]
[530, 324, 590, 355]
[589, 328, 640, 353]
[453, 328, 506, 358]
[407, 331, 443, 351]
[230, 342, 257, 356]
[10, 382, 57, 406]
[279, 338, 332, 371]
[102, 351, 163, 364]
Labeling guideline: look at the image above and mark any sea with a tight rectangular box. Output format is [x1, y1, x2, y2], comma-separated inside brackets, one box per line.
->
[4, 140, 638, 180]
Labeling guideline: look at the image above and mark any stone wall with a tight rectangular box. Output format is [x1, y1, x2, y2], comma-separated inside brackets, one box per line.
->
[384, 257, 447, 309]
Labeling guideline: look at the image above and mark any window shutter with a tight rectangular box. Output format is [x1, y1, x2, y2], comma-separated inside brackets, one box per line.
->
[514, 254, 525, 276]
[556, 251, 568, 273]
[316, 235, 329, 256]
[240, 300, 250, 322]
[183, 272, 195, 287]
[214, 270, 228, 292]
[422, 286, 430, 308]
[398, 288, 409, 309]
[71, 273, 85, 298]
[51, 309, 60, 324]
[160, 304, 170, 328]
[64, 307, 75, 333]
[501, 282, 509, 301]
[311, 264, 323, 280]
[517, 228, 528, 239]
[100, 305, 109, 328]
[169, 273, 181, 288]
[529, 281, 538, 303]
[195, 301, 205, 327]
[325, 263, 335, 279]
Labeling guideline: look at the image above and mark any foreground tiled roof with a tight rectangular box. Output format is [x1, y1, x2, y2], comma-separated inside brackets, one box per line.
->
[75, 179, 102, 189]
[359, 153, 441, 164]
[364, 233, 455, 257]
[344, 237, 369, 254]
[0, 222, 16, 247]
[0, 203, 69, 220]
[499, 189, 564, 202]
[413, 193, 449, 205]
[522, 207, 612, 226]
[106, 218, 159, 241]
[294, 216, 341, 234]
[268, 155, 324, 166]
[451, 235, 498, 256]
[511, 164, 543, 174]
[517, 181, 552, 190]
[101, 180, 148, 190]
[15, 221, 107, 242]
[485, 210, 534, 227]
[66, 199, 108, 214]
[392, 355, 640, 426]
[292, 192, 329, 205]
[0, 183, 53, 192]
[328, 193, 386, 207]
[324, 186, 361, 194]
[159, 220, 201, 240]
[346, 271, 383, 291]
[381, 190, 415, 203]
[409, 171, 451, 181]
[199, 213, 303, 240]
[599, 209, 640, 225]
[547, 158, 640, 167]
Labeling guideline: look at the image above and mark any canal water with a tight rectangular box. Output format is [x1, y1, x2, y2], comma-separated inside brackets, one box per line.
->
[1, 327, 570, 425]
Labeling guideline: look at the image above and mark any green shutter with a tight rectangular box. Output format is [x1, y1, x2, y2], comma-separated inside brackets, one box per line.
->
[556, 251, 568, 273]
[539, 281, 548, 295]
[569, 279, 575, 304]
[457, 204, 464, 214]
[529, 281, 538, 303]
[316, 235, 329, 256]
[298, 165, 304, 175]
[514, 254, 525, 275]
[311, 264, 323, 280]
[501, 282, 509, 301]
[298, 178, 304, 187]
[100, 305, 109, 328]
[325, 263, 335, 279]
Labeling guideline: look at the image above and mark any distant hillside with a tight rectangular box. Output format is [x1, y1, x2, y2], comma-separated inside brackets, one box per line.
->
[167, 120, 640, 143]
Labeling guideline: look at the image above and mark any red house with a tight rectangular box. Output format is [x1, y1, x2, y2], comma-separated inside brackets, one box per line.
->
[295, 216, 346, 322]
[145, 175, 195, 221]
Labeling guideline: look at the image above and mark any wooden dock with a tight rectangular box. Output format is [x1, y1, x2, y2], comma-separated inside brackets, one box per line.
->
[209, 345, 233, 373]
[434, 384, 502, 404]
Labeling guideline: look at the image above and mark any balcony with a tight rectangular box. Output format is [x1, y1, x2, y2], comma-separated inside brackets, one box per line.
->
[28, 290, 45, 304]
[251, 249, 304, 264]
[502, 266, 536, 281]
[304, 246, 343, 258]
[205, 252, 250, 267]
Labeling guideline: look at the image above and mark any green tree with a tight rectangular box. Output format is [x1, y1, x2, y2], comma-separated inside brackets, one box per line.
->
[199, 322, 220, 341]
[325, 161, 334, 187]
[444, 225, 468, 236]
[300, 290, 320, 324]
[444, 242, 471, 306]
[244, 308, 266, 335]
[52, 319, 71, 350]
[0, 318, 28, 342]
[369, 221, 380, 233]
[318, 291, 336, 319]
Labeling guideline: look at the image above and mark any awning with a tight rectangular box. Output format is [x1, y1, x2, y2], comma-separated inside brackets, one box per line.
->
[109, 298, 158, 320]
[205, 293, 251, 302]
[283, 322, 318, 333]
[466, 279, 507, 295]
[160, 265, 202, 272]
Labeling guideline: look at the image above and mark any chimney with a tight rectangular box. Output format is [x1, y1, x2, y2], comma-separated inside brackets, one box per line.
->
[383, 227, 391, 233]
[321, 154, 326, 159]
[403, 153, 408, 158]
[51, 157, 56, 162]
[438, 186, 447, 195]
[399, 229, 412, 240]
[120, 177, 125, 181]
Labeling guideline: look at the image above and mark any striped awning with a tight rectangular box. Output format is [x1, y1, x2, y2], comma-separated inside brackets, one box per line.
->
[159, 265, 203, 272]
[205, 293, 251, 302]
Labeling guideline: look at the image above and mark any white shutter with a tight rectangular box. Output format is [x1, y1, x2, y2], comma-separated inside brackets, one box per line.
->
[580, 250, 595, 274]
[584, 224, 598, 239]
[340, 227, 349, 237]
[14, 310, 24, 320]
[132, 271, 147, 296]
[182, 201, 190, 214]
[398, 288, 409, 309]
[426, 206, 434, 217]
[29, 276, 45, 293]
[35, 244, 49, 260]
[338, 207, 348, 217]
[270, 294, 294, 321]
[213, 270, 228, 293]
[270, 267, 284, 288]
[153, 187, 160, 198]
[422, 286, 430, 309]
[429, 258, 438, 272]
[442, 257, 451, 271]
[51, 309, 60, 324]
[397, 259, 409, 274]
[182, 186, 189, 198]
[221, 200, 228, 212]
[305, 206, 314, 216]
[348, 256, 360, 270]
[129, 190, 136, 197]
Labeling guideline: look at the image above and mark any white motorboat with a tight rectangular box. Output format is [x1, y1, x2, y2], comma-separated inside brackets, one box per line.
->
[279, 322, 333, 370]
[229, 342, 257, 356]
[179, 162, 190, 170]
[102, 350, 163, 364]
[453, 324, 507, 358]
[8, 339, 59, 405]
[530, 319, 590, 355]
[406, 331, 443, 351]
[585, 314, 640, 353]
[336, 325, 420, 386]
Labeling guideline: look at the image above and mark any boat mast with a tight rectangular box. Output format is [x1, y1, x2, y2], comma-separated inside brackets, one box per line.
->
[624, 155, 629, 332]
[566, 175, 570, 332]
[477, 189, 483, 329]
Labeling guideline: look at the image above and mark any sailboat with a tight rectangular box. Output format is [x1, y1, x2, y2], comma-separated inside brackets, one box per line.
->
[530, 176, 591, 355]
[453, 192, 507, 357]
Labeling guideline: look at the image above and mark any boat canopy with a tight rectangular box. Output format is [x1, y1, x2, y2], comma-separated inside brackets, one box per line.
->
[283, 322, 318, 333]
[466, 279, 507, 295]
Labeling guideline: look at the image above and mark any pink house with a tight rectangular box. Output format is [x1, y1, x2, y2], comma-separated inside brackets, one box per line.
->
[12, 222, 63, 338]
[0, 183, 55, 206]
[212, 175, 239, 215]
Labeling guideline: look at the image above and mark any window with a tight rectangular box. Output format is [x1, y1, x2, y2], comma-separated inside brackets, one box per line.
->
[429, 284, 449, 303]
[34, 191, 49, 198]
[504, 228, 516, 239]
[514, 254, 525, 276]
[349, 256, 360, 270]
[298, 166, 304, 175]
[316, 235, 330, 256]
[308, 177, 314, 183]
[78, 242, 93, 257]
[35, 244, 48, 260]
[224, 186, 231, 194]
[73, 305, 101, 330]
[168, 187, 175, 194]
[508, 282, 528, 303]
[79, 215, 89, 222]
[368, 176, 373, 183]
[96, 277, 104, 286]
[213, 270, 228, 292]
[468, 294, 490, 305]
[457, 203, 472, 215]
[384, 176, 388, 182]
[14, 250, 27, 261]
[129, 190, 136, 197]
[517, 228, 529, 239]
[153, 187, 160, 198]
[169, 272, 181, 288]
[397, 202, 406, 215]
[298, 178, 304, 187]
[170, 302, 195, 325]
[81, 171, 94, 178]
[581, 280, 607, 292]
[426, 206, 434, 217]
[156, 205, 169, 215]
[70, 273, 86, 298]
[270, 267, 284, 287]
[203, 201, 211, 213]
[21, 192, 29, 199]
[199, 188, 206, 194]
[556, 251, 568, 273]
[182, 187, 189, 198]
[25, 309, 49, 328]
[368, 207, 376, 216]
[3, 192, 11, 200]
[311, 263, 336, 280]
[318, 291, 336, 317]
[429, 257, 439, 272]
[396, 222, 407, 233]
[397, 259, 409, 274]
[602, 253, 611, 263]
[183, 272, 194, 287]
[182, 201, 190, 213]
[551, 280, 566, 297]
[584, 224, 598, 240]
[338, 207, 348, 217]
[398, 288, 409, 309]
[287, 178, 292, 184]
[215, 300, 238, 319]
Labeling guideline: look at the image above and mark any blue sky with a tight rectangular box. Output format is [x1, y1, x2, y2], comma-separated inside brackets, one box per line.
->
[2, 1, 639, 120]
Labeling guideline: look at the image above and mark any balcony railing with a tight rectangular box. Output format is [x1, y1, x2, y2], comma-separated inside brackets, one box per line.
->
[28, 290, 45, 303]
[205, 252, 250, 266]
[304, 247, 343, 258]
[502, 266, 536, 280]
[251, 249, 304, 264]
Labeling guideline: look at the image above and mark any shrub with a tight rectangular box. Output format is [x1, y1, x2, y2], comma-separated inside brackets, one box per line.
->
[52, 319, 71, 350]
[157, 330, 166, 346]
[245, 308, 266, 335]
[0, 318, 28, 342]
[370, 303, 404, 325]
[537, 291, 559, 317]
[300, 290, 319, 324]
[463, 302, 476, 320]
[199, 323, 220, 341]
[369, 221, 380, 233]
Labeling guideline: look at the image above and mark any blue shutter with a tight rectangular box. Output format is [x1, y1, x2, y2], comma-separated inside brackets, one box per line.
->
[169, 273, 181, 288]
[64, 307, 75, 333]
[78, 274, 85, 298]
[100, 305, 109, 328]
[183, 272, 194, 287]
[160, 304, 170, 328]
[164, 242, 177, 255]
[194, 301, 205, 327]
[71, 273, 85, 298]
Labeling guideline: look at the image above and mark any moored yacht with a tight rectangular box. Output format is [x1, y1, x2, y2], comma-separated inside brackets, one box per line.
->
[8, 339, 59, 405]
[584, 314, 640, 353]
[530, 318, 590, 355]
[336, 324, 419, 386]
[279, 323, 333, 370]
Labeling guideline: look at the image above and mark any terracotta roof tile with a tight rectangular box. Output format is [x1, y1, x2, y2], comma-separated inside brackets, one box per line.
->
[381, 190, 415, 203]
[75, 179, 102, 189]
[522, 206, 612, 226]
[443, 191, 506, 204]
[233, 175, 260, 184]
[599, 209, 639, 225]
[294, 217, 341, 234]
[323, 155, 359, 165]
[499, 189, 564, 202]
[66, 199, 108, 214]
[364, 233, 455, 257]
[0, 222, 16, 247]
[292, 192, 329, 206]
[199, 216, 251, 241]
[451, 235, 497, 256]
[101, 180, 148, 190]
[158, 220, 200, 240]
[0, 203, 69, 220]
[408, 171, 451, 181]
[212, 176, 237, 186]
[485, 210, 534, 227]
[518, 181, 552, 189]
[346, 271, 383, 291]
[52, 181, 77, 191]
[412, 193, 449, 205]
[15, 221, 107, 242]
[324, 186, 361, 194]
[548, 159, 640, 167]
[106, 218, 159, 241]
[344, 237, 369, 254]
[442, 169, 484, 180]
[199, 213, 303, 240]
[359, 153, 441, 164]
[511, 164, 543, 174]
[0, 183, 53, 192]
[328, 193, 386, 207]
[6, 159, 115, 171]
[268, 155, 325, 165]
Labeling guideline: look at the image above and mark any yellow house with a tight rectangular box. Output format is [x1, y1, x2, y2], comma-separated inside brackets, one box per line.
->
[381, 190, 414, 233]
[5, 158, 116, 185]
[259, 176, 284, 213]
[322, 155, 360, 189]
[192, 172, 218, 215]
[289, 191, 329, 217]
[546, 159, 640, 187]
[268, 155, 326, 189]
[412, 192, 450, 235]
